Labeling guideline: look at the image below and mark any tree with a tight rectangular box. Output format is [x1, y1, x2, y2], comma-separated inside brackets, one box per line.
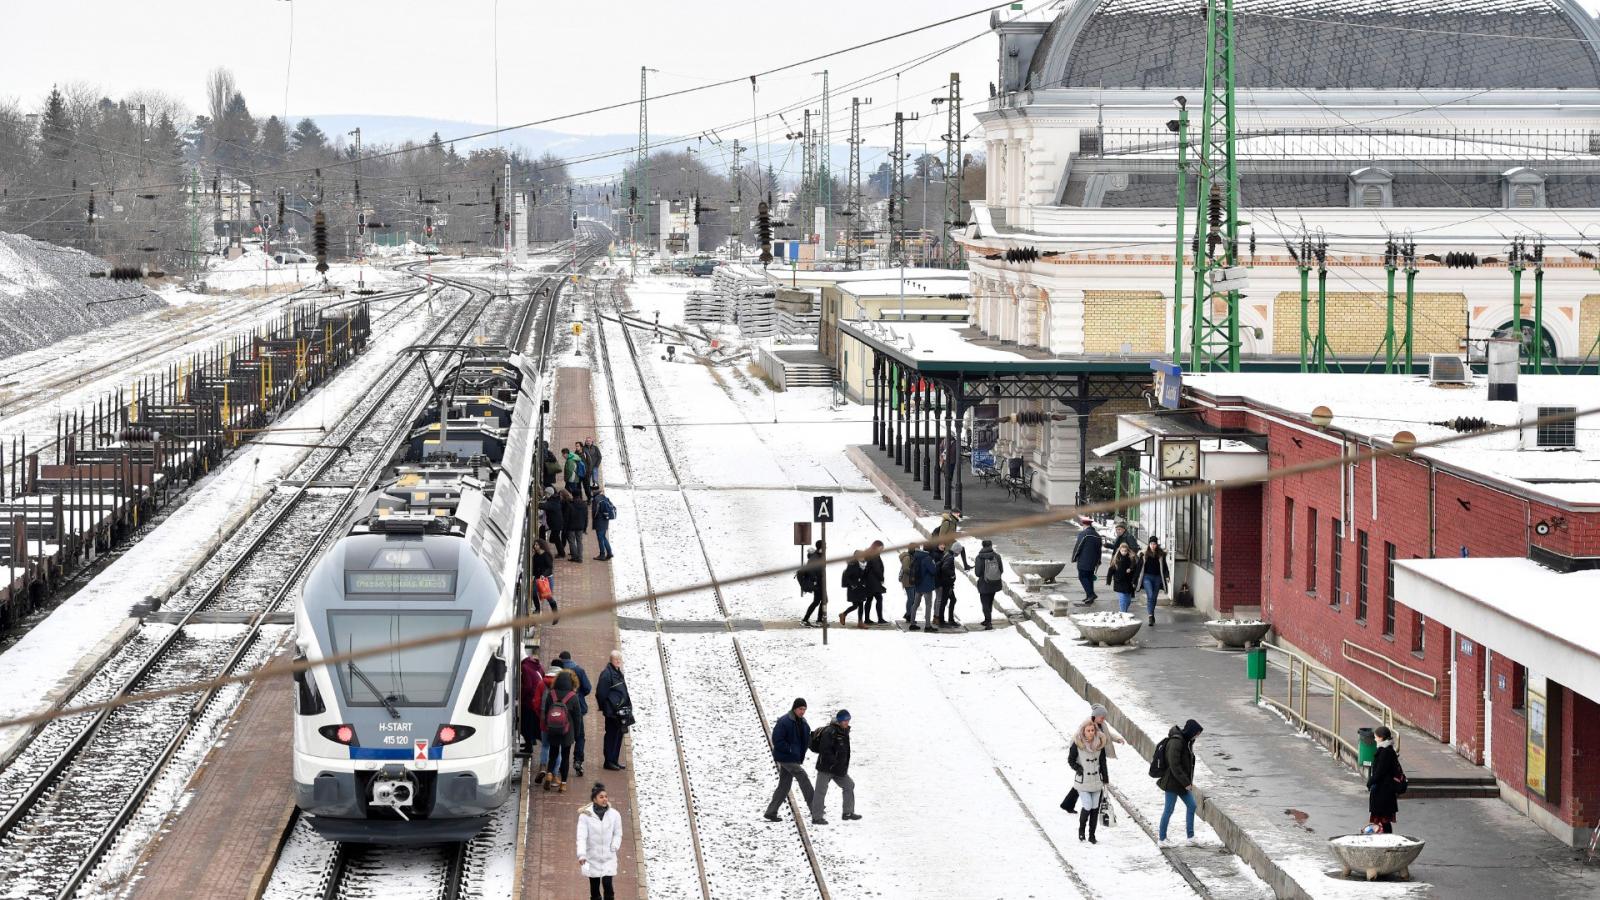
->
[259, 115, 290, 163]
[40, 86, 71, 160]
[291, 117, 328, 158]
[212, 92, 255, 168]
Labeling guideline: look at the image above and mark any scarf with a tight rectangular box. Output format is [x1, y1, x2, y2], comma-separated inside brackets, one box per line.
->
[1072, 725, 1107, 754]
[593, 803, 609, 820]
[1376, 739, 1393, 749]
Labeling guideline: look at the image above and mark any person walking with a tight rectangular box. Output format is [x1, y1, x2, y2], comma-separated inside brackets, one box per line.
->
[556, 651, 593, 777]
[591, 488, 616, 561]
[907, 543, 937, 631]
[518, 655, 547, 758]
[1134, 537, 1171, 626]
[564, 489, 590, 563]
[864, 541, 887, 624]
[576, 783, 623, 900]
[973, 539, 1004, 629]
[809, 710, 858, 824]
[839, 552, 869, 628]
[1157, 718, 1203, 842]
[1367, 726, 1405, 834]
[1106, 543, 1138, 614]
[798, 541, 826, 627]
[1110, 521, 1138, 559]
[934, 543, 960, 629]
[582, 438, 603, 499]
[1070, 517, 1103, 606]
[532, 539, 558, 622]
[542, 488, 568, 558]
[542, 668, 582, 792]
[597, 650, 632, 770]
[1069, 720, 1110, 843]
[763, 698, 816, 821]
[1062, 703, 1126, 813]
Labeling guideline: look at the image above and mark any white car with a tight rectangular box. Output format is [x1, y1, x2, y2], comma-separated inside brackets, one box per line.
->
[274, 249, 314, 265]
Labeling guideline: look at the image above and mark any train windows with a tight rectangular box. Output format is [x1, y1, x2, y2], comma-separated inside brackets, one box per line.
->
[327, 611, 472, 707]
[468, 649, 510, 716]
[293, 653, 325, 715]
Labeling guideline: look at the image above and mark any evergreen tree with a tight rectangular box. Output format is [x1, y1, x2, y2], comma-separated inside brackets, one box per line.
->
[41, 85, 71, 160]
[291, 117, 328, 158]
[259, 115, 290, 162]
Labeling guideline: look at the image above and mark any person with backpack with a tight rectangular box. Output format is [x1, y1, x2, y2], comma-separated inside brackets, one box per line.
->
[973, 540, 1004, 629]
[809, 710, 858, 825]
[933, 545, 960, 629]
[576, 782, 624, 900]
[1154, 718, 1204, 842]
[907, 544, 937, 631]
[1106, 543, 1139, 614]
[1069, 719, 1110, 843]
[532, 540, 558, 623]
[542, 488, 568, 558]
[542, 448, 563, 490]
[1134, 537, 1171, 627]
[542, 668, 582, 792]
[564, 489, 589, 564]
[563, 449, 583, 496]
[839, 552, 869, 628]
[597, 650, 632, 770]
[555, 651, 593, 777]
[519, 655, 547, 757]
[1367, 726, 1405, 834]
[863, 540, 887, 625]
[798, 541, 826, 627]
[763, 698, 815, 821]
[591, 488, 616, 561]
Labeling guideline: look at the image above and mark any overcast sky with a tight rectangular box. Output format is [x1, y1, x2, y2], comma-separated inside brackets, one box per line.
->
[0, 0, 1022, 170]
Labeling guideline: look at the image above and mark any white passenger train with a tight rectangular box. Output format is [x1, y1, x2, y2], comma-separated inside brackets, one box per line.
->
[292, 353, 538, 842]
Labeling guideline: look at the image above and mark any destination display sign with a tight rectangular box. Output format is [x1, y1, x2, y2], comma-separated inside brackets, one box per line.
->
[344, 571, 456, 595]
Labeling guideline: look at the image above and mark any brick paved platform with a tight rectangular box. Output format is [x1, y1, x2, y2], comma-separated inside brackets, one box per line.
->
[125, 653, 297, 900]
[519, 366, 642, 900]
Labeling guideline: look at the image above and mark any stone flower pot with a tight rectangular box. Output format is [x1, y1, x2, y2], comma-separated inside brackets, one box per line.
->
[1329, 833, 1425, 881]
[1204, 619, 1272, 648]
[1011, 560, 1067, 584]
[1071, 612, 1143, 646]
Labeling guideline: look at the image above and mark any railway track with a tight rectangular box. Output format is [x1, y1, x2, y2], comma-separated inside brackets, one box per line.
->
[0, 278, 498, 900]
[595, 286, 832, 900]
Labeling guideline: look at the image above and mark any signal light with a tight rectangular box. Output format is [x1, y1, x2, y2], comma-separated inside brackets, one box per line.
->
[435, 724, 475, 745]
[319, 724, 357, 745]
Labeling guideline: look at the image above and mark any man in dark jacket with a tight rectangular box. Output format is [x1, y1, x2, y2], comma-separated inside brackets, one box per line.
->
[596, 650, 631, 770]
[1157, 718, 1203, 841]
[763, 698, 815, 821]
[1070, 518, 1103, 605]
[907, 545, 937, 630]
[564, 490, 589, 563]
[582, 438, 602, 499]
[555, 651, 592, 776]
[798, 541, 826, 626]
[933, 545, 960, 629]
[809, 710, 858, 824]
[973, 540, 1004, 629]
[1110, 521, 1138, 558]
[542, 490, 568, 557]
[863, 541, 887, 624]
[591, 489, 616, 561]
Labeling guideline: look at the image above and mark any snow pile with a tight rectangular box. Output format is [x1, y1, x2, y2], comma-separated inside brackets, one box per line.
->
[1073, 611, 1143, 627]
[1331, 834, 1423, 849]
[0, 232, 164, 359]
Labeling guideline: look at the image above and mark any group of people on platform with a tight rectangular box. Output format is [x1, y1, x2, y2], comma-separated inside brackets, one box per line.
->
[539, 439, 617, 566]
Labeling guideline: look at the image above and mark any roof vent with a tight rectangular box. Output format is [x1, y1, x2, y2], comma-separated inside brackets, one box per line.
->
[1486, 332, 1519, 401]
[1427, 354, 1469, 385]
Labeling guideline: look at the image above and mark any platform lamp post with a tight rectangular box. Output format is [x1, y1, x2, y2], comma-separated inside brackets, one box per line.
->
[1168, 97, 1190, 366]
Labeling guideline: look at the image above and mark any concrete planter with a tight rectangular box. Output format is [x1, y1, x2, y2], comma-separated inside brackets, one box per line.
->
[1071, 612, 1143, 646]
[1012, 560, 1067, 584]
[1329, 834, 1425, 881]
[1204, 619, 1272, 648]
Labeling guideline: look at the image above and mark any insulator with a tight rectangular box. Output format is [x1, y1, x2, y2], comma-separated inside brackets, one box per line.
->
[106, 266, 144, 280]
[277, 193, 286, 227]
[313, 210, 329, 274]
[1207, 185, 1223, 227]
[1439, 416, 1491, 433]
[87, 192, 95, 223]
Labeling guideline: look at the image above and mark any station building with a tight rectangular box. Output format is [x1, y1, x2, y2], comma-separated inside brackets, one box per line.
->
[1112, 365, 1600, 844]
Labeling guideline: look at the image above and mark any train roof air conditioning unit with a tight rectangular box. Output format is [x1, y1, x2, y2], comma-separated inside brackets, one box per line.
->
[1428, 354, 1470, 385]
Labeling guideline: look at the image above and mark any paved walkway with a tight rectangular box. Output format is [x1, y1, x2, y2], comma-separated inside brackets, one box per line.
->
[126, 655, 297, 900]
[855, 443, 1600, 899]
[520, 366, 643, 900]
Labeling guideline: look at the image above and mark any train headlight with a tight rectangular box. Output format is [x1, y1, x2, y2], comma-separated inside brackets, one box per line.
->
[318, 724, 358, 745]
[434, 724, 476, 746]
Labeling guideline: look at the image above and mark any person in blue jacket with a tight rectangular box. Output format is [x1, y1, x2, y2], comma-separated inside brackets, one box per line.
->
[763, 698, 815, 821]
[555, 651, 593, 777]
[908, 544, 938, 631]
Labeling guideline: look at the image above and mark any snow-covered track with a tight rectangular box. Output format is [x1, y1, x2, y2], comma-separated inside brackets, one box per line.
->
[319, 839, 470, 900]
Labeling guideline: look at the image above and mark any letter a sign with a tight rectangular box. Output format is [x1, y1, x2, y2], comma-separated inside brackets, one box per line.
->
[812, 495, 835, 523]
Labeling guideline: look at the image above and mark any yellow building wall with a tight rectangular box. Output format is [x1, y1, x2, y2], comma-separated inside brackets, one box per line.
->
[1084, 290, 1166, 354]
[1581, 295, 1600, 362]
[1270, 291, 1465, 356]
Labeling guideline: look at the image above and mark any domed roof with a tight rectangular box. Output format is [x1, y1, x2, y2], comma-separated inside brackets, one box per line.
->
[1028, 0, 1600, 90]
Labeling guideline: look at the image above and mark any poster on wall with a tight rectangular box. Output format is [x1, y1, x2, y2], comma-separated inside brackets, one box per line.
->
[970, 403, 1000, 472]
[1526, 672, 1549, 798]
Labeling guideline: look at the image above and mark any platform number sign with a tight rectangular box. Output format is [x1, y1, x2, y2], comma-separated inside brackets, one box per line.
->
[812, 496, 835, 524]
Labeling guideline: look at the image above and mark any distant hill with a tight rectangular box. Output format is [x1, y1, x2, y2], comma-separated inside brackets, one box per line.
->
[302, 115, 645, 180]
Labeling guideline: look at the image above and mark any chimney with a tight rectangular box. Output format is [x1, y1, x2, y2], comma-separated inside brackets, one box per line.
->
[1486, 331, 1519, 402]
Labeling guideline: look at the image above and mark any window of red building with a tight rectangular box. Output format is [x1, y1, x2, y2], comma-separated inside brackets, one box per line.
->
[1306, 508, 1319, 595]
[1383, 542, 1397, 637]
[1356, 530, 1370, 622]
[1330, 519, 1343, 608]
[1283, 497, 1295, 580]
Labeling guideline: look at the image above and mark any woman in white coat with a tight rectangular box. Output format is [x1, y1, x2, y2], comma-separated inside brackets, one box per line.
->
[1068, 720, 1109, 844]
[576, 782, 624, 900]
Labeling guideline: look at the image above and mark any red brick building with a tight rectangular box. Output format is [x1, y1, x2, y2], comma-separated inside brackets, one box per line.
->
[1133, 371, 1600, 845]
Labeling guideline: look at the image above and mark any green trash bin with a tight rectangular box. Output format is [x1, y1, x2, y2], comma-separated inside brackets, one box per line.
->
[1357, 727, 1377, 767]
[1245, 647, 1267, 681]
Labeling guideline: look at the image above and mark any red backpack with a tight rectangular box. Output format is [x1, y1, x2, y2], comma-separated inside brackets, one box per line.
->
[544, 691, 576, 737]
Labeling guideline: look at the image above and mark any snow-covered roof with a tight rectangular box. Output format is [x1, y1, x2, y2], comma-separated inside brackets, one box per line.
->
[1185, 372, 1600, 505]
[766, 266, 964, 287]
[1395, 558, 1600, 701]
[838, 277, 970, 299]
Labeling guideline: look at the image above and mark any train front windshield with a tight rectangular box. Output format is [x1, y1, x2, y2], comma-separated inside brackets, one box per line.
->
[327, 611, 472, 707]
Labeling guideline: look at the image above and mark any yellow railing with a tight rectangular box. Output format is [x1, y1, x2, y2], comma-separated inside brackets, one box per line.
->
[1342, 640, 1439, 697]
[1259, 642, 1395, 768]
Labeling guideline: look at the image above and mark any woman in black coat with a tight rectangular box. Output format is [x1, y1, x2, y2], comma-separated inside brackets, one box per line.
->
[934, 548, 960, 628]
[863, 541, 887, 625]
[1367, 725, 1403, 833]
[839, 555, 869, 627]
[532, 540, 557, 621]
[1105, 544, 1139, 614]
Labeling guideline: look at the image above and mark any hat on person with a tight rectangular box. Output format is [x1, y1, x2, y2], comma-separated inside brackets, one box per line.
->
[558, 650, 573, 661]
[835, 709, 851, 723]
[1090, 703, 1108, 719]
[1148, 535, 1162, 545]
[1181, 718, 1204, 740]
[1080, 515, 1094, 526]
[543, 486, 555, 498]
[791, 697, 808, 712]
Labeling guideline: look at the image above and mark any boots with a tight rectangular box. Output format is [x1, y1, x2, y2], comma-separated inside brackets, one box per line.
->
[1088, 807, 1099, 844]
[1078, 808, 1090, 841]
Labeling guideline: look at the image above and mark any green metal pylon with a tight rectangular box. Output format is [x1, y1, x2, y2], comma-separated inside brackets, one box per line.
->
[1402, 238, 1417, 372]
[1531, 240, 1546, 373]
[1382, 238, 1399, 373]
[1294, 234, 1311, 372]
[1191, 0, 1243, 372]
[1508, 236, 1526, 367]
